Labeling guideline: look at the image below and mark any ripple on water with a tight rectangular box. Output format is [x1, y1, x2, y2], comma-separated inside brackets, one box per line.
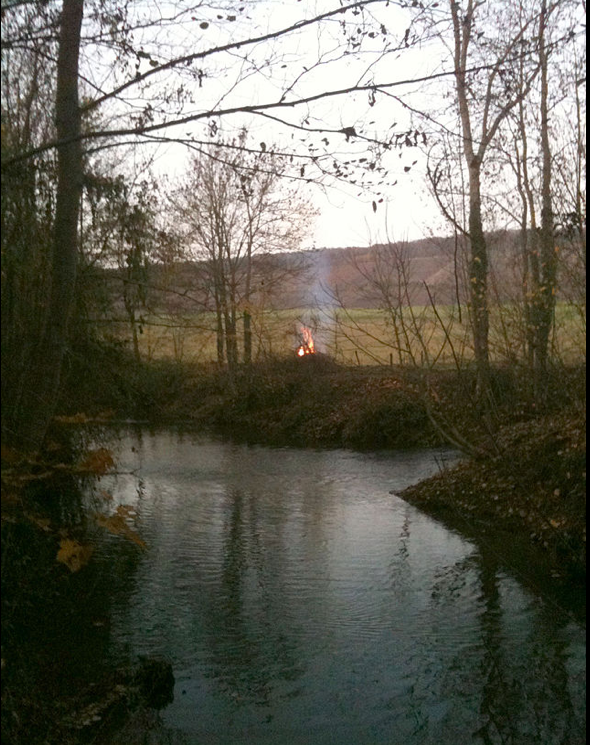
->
[96, 431, 585, 745]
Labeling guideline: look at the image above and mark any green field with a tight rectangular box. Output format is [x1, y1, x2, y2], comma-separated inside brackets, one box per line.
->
[109, 302, 585, 367]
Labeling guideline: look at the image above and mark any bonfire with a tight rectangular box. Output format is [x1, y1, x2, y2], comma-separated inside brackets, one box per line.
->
[296, 326, 316, 357]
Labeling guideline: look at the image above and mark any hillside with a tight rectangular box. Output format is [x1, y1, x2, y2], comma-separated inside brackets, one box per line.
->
[95, 231, 536, 317]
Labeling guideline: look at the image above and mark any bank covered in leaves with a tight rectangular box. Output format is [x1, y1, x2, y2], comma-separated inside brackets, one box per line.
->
[61, 352, 587, 581]
[400, 411, 586, 584]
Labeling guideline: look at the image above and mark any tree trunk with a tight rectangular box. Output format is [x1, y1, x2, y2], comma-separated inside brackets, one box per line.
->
[212, 259, 225, 365]
[224, 309, 238, 370]
[243, 310, 252, 364]
[450, 0, 491, 403]
[130, 315, 141, 363]
[467, 162, 491, 396]
[13, 0, 84, 451]
[216, 307, 225, 365]
[243, 226, 254, 365]
[531, 0, 556, 402]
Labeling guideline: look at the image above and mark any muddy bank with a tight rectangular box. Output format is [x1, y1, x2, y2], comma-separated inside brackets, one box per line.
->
[180, 356, 442, 449]
[61, 347, 584, 448]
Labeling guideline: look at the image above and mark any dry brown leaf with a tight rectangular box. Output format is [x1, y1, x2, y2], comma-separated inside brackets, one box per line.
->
[1, 445, 22, 464]
[54, 412, 90, 424]
[95, 409, 116, 421]
[94, 509, 146, 549]
[79, 448, 115, 475]
[56, 538, 94, 572]
[25, 513, 52, 532]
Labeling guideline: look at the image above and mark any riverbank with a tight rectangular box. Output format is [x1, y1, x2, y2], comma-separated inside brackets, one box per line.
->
[58, 350, 586, 581]
[399, 410, 586, 584]
[2, 354, 585, 742]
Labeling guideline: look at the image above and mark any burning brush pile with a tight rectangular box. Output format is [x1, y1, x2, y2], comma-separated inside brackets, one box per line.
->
[296, 326, 316, 357]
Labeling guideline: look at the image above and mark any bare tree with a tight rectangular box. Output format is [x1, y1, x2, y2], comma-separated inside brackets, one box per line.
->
[446, 0, 544, 400]
[495, 0, 583, 389]
[520, 0, 557, 399]
[6, 0, 85, 451]
[171, 134, 315, 376]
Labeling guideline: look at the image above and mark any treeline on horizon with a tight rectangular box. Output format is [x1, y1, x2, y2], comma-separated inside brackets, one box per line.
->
[88, 227, 585, 312]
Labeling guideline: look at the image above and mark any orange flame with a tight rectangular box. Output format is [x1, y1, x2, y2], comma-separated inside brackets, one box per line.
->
[297, 326, 315, 356]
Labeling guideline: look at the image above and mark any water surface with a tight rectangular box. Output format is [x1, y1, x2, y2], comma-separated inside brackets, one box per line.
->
[97, 430, 585, 744]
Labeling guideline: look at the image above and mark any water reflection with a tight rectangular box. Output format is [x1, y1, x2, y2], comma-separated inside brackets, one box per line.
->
[206, 486, 303, 707]
[96, 430, 584, 745]
[420, 550, 585, 744]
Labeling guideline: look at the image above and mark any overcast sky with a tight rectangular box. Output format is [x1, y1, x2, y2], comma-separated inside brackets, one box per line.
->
[153, 137, 447, 249]
[85, 1, 457, 248]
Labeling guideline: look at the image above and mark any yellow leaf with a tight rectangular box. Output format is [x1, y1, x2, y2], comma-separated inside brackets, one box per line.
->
[116, 504, 137, 518]
[57, 539, 94, 572]
[94, 511, 146, 549]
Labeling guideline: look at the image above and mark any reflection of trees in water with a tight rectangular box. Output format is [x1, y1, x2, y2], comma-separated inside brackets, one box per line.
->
[473, 561, 521, 744]
[421, 548, 583, 743]
[513, 601, 581, 743]
[473, 556, 582, 744]
[205, 487, 304, 707]
[388, 510, 412, 598]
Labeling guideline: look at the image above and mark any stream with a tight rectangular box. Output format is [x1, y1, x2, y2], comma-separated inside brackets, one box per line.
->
[92, 428, 585, 744]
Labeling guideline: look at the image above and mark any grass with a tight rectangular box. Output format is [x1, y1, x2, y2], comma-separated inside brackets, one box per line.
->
[105, 301, 586, 368]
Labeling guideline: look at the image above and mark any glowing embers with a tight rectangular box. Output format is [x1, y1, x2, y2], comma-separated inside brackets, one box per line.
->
[296, 326, 316, 357]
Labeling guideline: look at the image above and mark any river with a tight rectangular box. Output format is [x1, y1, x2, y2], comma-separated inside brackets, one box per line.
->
[93, 428, 585, 744]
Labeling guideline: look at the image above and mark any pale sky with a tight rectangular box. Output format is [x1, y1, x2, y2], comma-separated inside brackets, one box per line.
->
[86, 1, 453, 249]
[78, 0, 585, 251]
[306, 167, 447, 248]
[153, 137, 446, 249]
